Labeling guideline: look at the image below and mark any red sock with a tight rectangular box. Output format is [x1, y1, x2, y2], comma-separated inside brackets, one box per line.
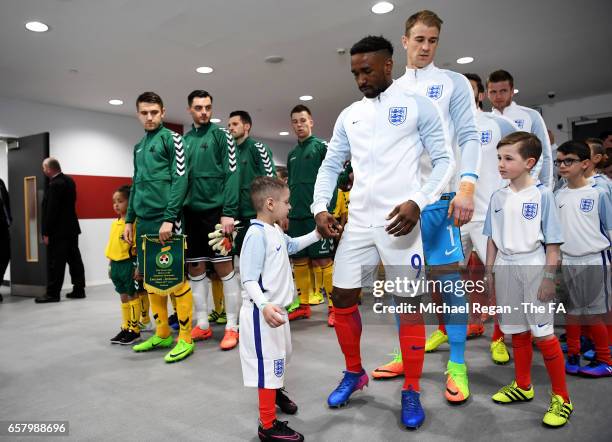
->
[536, 336, 570, 403]
[512, 332, 533, 390]
[492, 317, 504, 342]
[399, 314, 425, 391]
[589, 321, 611, 364]
[334, 304, 362, 372]
[258, 388, 276, 429]
[438, 323, 447, 334]
[607, 324, 612, 346]
[565, 315, 581, 356]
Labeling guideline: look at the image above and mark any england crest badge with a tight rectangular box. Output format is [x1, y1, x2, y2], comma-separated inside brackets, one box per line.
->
[388, 107, 407, 125]
[426, 84, 443, 100]
[580, 198, 594, 212]
[522, 202, 538, 220]
[480, 130, 492, 145]
[274, 359, 285, 377]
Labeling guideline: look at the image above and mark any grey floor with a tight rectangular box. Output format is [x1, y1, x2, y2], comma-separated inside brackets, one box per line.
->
[0, 284, 610, 442]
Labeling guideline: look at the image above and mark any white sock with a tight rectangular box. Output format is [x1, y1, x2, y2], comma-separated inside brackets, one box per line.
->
[222, 270, 241, 331]
[189, 272, 210, 329]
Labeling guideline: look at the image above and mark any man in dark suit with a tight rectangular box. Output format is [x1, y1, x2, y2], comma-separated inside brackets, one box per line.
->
[0, 178, 11, 303]
[35, 158, 86, 303]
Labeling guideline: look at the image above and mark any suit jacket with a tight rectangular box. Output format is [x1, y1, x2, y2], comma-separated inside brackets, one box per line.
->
[42, 173, 81, 237]
[0, 178, 10, 231]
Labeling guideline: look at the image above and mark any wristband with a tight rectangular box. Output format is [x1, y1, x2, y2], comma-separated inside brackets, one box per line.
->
[543, 271, 555, 281]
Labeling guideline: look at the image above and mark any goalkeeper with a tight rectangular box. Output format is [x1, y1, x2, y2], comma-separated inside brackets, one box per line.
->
[183, 90, 242, 350]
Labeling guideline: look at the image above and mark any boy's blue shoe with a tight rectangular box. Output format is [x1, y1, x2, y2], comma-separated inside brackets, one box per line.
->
[565, 354, 580, 375]
[583, 346, 612, 361]
[583, 349, 595, 360]
[401, 387, 425, 429]
[578, 360, 612, 378]
[327, 370, 369, 408]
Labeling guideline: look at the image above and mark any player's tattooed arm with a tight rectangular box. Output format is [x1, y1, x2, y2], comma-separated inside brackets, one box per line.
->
[385, 200, 420, 237]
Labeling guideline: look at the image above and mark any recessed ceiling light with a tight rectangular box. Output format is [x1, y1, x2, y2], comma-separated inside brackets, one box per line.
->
[265, 55, 284, 64]
[456, 56, 474, 64]
[371, 2, 394, 14]
[196, 66, 214, 74]
[108, 99, 123, 106]
[514, 89, 519, 94]
[299, 95, 313, 101]
[279, 131, 289, 136]
[210, 118, 221, 123]
[25, 21, 49, 32]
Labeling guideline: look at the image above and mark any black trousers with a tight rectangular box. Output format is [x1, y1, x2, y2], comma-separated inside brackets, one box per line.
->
[0, 228, 9, 282]
[46, 234, 85, 298]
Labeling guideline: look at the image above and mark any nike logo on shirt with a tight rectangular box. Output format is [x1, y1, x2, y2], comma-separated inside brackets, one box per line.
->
[276, 245, 282, 251]
[445, 247, 458, 256]
[494, 208, 502, 213]
[352, 120, 361, 125]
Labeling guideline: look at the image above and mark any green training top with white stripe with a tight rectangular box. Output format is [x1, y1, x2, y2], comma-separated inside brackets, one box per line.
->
[183, 122, 240, 217]
[126, 124, 188, 223]
[238, 137, 276, 218]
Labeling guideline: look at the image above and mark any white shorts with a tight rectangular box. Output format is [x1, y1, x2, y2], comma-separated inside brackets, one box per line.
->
[494, 248, 555, 338]
[333, 223, 424, 294]
[460, 220, 487, 264]
[562, 252, 611, 315]
[239, 301, 291, 389]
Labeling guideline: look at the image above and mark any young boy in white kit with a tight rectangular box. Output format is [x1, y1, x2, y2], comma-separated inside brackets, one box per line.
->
[483, 132, 573, 427]
[239, 176, 321, 442]
[554, 140, 612, 377]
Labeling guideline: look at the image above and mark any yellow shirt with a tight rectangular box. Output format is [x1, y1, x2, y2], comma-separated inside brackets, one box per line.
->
[333, 190, 350, 218]
[105, 218, 131, 261]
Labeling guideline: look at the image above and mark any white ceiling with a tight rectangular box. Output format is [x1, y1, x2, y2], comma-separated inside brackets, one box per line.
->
[1, 0, 611, 141]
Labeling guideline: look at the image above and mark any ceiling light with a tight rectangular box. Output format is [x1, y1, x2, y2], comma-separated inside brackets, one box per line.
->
[25, 21, 49, 32]
[371, 2, 394, 14]
[514, 89, 519, 94]
[196, 66, 214, 74]
[279, 131, 289, 136]
[265, 55, 284, 64]
[299, 95, 313, 101]
[108, 99, 123, 106]
[456, 56, 474, 64]
[211, 118, 221, 123]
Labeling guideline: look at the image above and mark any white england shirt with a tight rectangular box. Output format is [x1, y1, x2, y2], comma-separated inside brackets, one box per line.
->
[555, 183, 612, 257]
[483, 184, 563, 255]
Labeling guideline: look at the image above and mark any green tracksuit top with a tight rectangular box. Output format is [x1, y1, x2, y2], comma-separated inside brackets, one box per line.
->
[183, 122, 240, 217]
[126, 124, 188, 223]
[287, 135, 335, 219]
[238, 137, 276, 218]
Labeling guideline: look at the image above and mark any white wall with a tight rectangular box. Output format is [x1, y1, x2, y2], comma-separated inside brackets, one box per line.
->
[0, 96, 141, 287]
[538, 92, 612, 145]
